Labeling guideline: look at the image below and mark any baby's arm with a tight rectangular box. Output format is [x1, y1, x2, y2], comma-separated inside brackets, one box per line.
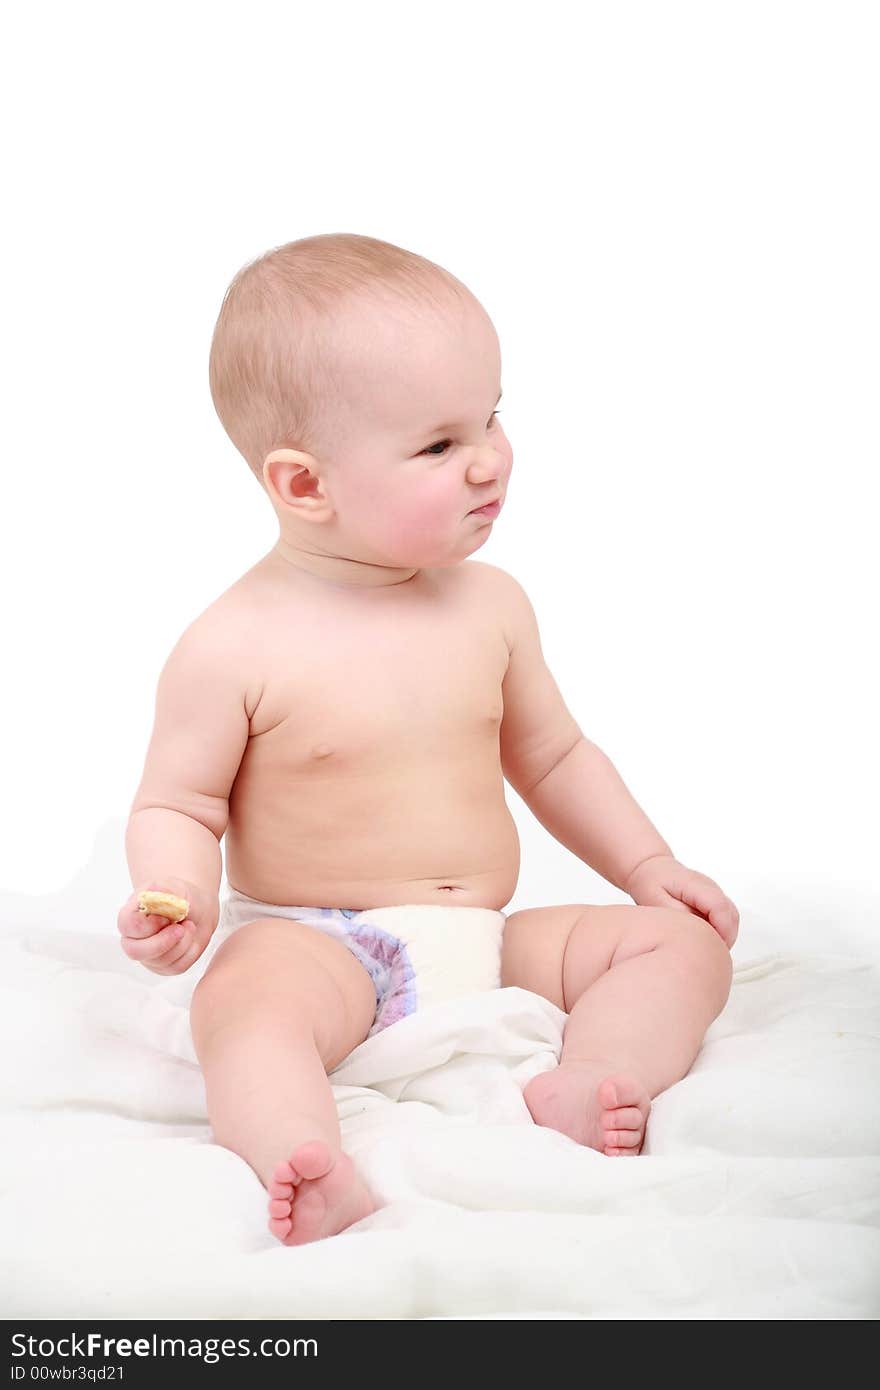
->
[495, 565, 738, 943]
[120, 616, 251, 974]
[496, 568, 672, 892]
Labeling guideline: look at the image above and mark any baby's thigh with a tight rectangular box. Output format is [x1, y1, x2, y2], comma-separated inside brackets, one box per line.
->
[191, 918, 377, 1071]
[502, 903, 649, 1010]
[503, 903, 726, 1013]
[501, 905, 587, 1009]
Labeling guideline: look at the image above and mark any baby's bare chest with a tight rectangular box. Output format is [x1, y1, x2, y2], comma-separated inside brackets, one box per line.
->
[219, 563, 520, 906]
[239, 569, 510, 777]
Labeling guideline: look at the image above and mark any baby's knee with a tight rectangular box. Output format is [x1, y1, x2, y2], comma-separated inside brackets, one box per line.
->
[189, 951, 255, 1049]
[189, 925, 300, 1045]
[658, 909, 733, 1004]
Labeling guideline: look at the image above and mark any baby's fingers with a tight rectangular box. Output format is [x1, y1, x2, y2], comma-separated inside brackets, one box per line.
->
[120, 910, 169, 941]
[143, 926, 204, 976]
[121, 919, 186, 961]
[708, 900, 739, 947]
[118, 888, 187, 940]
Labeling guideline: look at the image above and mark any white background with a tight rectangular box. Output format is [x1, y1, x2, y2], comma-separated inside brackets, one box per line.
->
[1, 1, 877, 938]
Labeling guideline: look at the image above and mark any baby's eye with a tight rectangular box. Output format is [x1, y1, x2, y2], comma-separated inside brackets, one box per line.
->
[420, 410, 501, 457]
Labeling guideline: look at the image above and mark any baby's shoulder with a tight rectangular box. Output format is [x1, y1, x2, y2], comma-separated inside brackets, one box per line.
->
[183, 574, 261, 640]
[164, 571, 269, 681]
[460, 558, 515, 593]
[464, 557, 528, 580]
[163, 578, 266, 719]
[460, 559, 527, 611]
[460, 561, 544, 655]
[458, 561, 530, 646]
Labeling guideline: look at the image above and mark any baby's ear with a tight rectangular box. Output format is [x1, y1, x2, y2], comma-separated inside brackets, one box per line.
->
[263, 449, 326, 508]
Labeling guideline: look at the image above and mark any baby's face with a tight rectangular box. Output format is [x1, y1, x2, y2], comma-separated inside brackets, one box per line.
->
[277, 293, 512, 571]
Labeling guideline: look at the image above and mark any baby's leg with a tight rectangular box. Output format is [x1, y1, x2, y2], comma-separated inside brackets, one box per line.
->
[190, 917, 377, 1244]
[502, 905, 732, 1154]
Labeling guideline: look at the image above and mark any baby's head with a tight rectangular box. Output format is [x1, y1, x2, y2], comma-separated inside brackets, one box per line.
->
[208, 233, 511, 582]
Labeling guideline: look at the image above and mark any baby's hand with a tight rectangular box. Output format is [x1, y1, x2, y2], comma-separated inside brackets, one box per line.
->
[116, 876, 218, 976]
[624, 855, 740, 949]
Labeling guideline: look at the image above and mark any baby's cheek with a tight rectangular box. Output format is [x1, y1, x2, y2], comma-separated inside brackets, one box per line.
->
[350, 470, 463, 561]
[382, 499, 443, 558]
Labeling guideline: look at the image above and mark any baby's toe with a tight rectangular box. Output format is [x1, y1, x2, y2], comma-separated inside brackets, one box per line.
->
[598, 1075, 647, 1111]
[601, 1105, 644, 1132]
[270, 1158, 303, 1188]
[604, 1127, 643, 1149]
[289, 1140, 334, 1182]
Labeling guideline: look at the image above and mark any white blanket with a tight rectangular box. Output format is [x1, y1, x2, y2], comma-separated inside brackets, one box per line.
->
[2, 877, 879, 1320]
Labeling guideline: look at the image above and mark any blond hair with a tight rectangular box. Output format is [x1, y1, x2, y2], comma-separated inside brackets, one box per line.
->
[208, 232, 469, 484]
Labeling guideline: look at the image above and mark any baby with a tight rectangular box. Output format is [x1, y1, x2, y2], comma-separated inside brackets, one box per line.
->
[118, 232, 739, 1246]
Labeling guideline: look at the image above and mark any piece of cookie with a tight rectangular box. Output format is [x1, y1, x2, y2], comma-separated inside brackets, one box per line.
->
[137, 890, 190, 923]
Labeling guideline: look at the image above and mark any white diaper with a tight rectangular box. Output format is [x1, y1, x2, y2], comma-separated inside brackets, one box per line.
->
[217, 889, 507, 1037]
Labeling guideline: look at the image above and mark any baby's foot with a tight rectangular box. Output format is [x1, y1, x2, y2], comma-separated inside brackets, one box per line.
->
[524, 1062, 651, 1156]
[267, 1140, 376, 1245]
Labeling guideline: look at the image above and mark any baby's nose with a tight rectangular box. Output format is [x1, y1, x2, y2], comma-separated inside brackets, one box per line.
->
[466, 447, 505, 484]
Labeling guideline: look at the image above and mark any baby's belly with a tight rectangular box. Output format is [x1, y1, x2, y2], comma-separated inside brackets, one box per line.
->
[224, 758, 521, 911]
